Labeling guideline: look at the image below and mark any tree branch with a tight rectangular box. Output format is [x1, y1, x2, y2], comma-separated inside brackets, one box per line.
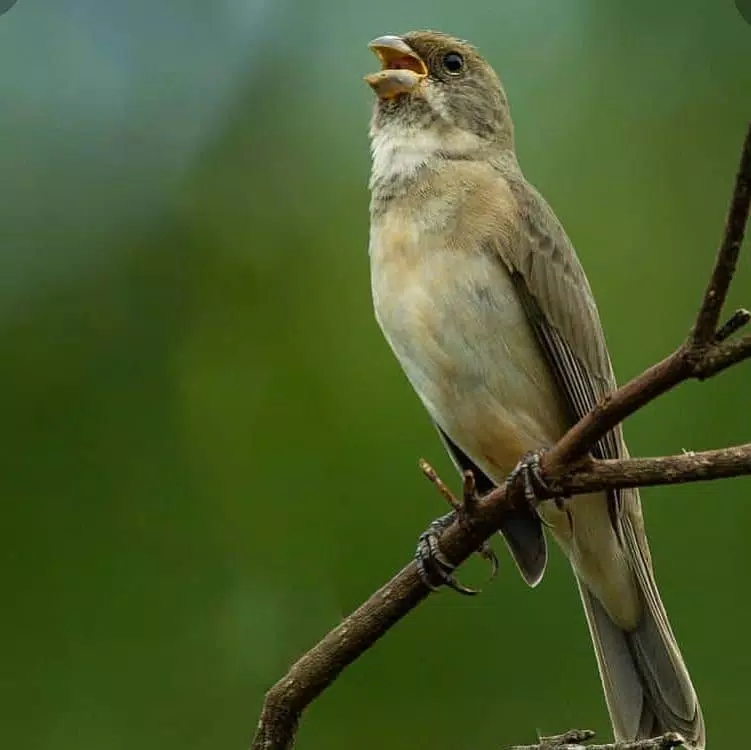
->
[548, 443, 751, 496]
[692, 122, 751, 343]
[510, 729, 685, 750]
[251, 122, 751, 750]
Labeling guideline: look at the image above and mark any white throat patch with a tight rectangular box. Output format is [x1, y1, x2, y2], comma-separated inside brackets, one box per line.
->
[369, 124, 443, 188]
[369, 120, 483, 189]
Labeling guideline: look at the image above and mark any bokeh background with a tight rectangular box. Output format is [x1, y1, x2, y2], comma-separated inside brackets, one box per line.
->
[1, 1, 749, 748]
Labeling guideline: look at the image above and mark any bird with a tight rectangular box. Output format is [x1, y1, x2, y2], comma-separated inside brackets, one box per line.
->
[363, 30, 704, 748]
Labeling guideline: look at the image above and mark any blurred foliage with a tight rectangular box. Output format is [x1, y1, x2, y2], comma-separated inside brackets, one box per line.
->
[0, 1, 749, 748]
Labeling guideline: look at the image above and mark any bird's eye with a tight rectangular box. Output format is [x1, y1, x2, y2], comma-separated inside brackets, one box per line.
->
[442, 52, 464, 74]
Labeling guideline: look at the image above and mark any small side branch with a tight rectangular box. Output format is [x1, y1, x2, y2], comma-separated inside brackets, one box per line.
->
[548, 443, 751, 496]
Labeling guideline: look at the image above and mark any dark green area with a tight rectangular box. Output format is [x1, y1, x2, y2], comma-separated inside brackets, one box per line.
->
[1, 2, 749, 748]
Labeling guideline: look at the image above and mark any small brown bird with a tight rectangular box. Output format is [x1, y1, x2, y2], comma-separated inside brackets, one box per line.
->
[364, 30, 704, 747]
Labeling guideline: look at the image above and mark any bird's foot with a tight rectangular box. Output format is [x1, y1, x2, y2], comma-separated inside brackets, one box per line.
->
[505, 448, 552, 505]
[505, 448, 563, 527]
[416, 464, 499, 595]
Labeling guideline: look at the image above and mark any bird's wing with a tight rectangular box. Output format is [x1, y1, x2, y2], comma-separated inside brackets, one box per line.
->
[490, 169, 702, 745]
[490, 171, 623, 470]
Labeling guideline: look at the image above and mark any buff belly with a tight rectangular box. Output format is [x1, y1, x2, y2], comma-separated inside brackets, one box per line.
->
[371, 245, 569, 482]
[371, 240, 641, 624]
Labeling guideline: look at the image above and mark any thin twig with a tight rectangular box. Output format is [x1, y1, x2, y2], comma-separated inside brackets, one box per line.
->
[547, 443, 751, 496]
[419, 458, 461, 512]
[714, 307, 751, 342]
[692, 123, 751, 343]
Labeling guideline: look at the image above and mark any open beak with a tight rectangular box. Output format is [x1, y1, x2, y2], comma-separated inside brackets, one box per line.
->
[364, 35, 428, 100]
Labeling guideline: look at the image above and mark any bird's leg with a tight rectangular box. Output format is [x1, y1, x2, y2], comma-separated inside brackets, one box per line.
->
[417, 463, 499, 595]
[505, 448, 556, 516]
[506, 449, 549, 501]
[505, 448, 573, 526]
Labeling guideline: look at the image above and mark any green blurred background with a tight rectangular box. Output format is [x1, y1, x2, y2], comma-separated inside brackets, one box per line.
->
[1, 1, 749, 748]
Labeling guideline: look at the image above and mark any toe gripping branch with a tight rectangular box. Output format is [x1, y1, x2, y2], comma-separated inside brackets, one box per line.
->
[416, 452, 551, 596]
[417, 450, 553, 595]
[505, 449, 553, 505]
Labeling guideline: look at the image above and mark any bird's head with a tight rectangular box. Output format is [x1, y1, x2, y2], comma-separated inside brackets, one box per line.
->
[364, 31, 514, 154]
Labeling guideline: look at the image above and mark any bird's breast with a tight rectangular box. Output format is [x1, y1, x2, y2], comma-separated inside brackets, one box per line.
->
[369, 209, 570, 483]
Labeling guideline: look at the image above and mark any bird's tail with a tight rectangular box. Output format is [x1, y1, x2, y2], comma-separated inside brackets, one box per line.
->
[575, 504, 704, 748]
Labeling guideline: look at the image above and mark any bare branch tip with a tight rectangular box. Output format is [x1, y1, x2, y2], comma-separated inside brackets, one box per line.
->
[418, 457, 433, 477]
[419, 459, 461, 512]
[691, 124, 751, 344]
[714, 307, 751, 342]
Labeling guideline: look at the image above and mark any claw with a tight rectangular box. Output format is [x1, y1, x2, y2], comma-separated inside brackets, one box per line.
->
[415, 513, 479, 595]
[478, 541, 499, 582]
